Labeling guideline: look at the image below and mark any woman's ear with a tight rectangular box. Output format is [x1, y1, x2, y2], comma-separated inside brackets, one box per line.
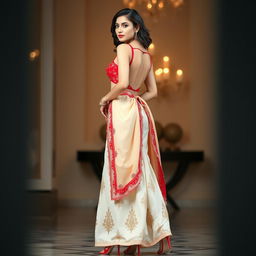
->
[135, 24, 140, 33]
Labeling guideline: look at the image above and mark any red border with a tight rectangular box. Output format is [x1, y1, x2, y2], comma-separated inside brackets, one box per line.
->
[107, 94, 167, 202]
[107, 95, 143, 200]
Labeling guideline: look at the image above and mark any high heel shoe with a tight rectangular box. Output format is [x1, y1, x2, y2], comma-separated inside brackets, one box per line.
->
[99, 245, 121, 255]
[124, 244, 141, 255]
[157, 236, 172, 254]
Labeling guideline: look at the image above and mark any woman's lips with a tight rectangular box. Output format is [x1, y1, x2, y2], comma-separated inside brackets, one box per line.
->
[118, 35, 124, 38]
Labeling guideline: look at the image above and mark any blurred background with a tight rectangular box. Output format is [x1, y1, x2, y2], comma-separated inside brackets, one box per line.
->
[1, 0, 256, 255]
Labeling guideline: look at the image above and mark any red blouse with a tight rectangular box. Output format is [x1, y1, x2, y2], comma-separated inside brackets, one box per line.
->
[105, 43, 152, 92]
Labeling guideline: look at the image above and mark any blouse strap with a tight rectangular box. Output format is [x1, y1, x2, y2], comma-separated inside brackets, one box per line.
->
[146, 53, 152, 76]
[127, 43, 134, 65]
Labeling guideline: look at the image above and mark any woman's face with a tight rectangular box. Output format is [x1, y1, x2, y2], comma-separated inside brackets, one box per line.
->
[115, 15, 137, 43]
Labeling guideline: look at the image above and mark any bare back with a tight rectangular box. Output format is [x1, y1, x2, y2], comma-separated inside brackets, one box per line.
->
[113, 43, 152, 91]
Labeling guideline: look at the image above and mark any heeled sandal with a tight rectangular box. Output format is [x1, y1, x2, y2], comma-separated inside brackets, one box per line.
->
[99, 245, 121, 255]
[157, 236, 172, 254]
[124, 244, 141, 255]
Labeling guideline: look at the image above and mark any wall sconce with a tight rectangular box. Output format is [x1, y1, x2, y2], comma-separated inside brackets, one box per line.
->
[155, 57, 183, 91]
[148, 43, 184, 92]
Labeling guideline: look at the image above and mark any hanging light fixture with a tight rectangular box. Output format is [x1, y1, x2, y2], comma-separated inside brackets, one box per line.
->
[123, 0, 185, 17]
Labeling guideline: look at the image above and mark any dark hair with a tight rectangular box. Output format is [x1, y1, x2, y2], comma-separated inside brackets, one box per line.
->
[110, 8, 152, 52]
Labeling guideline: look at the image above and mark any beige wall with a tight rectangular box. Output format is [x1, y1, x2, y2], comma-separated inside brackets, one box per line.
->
[55, 0, 217, 207]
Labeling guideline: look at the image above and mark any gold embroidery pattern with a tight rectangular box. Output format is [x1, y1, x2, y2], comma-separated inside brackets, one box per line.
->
[95, 231, 172, 247]
[162, 202, 169, 219]
[125, 207, 138, 232]
[111, 229, 125, 241]
[103, 208, 114, 233]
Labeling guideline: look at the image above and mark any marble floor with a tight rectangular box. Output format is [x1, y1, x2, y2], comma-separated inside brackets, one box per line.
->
[26, 206, 218, 255]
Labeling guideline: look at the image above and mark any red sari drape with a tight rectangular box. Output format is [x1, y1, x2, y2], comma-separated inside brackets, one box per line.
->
[106, 92, 167, 203]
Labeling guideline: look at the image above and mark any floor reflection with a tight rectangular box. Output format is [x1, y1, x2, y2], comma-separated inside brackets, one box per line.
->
[27, 206, 218, 255]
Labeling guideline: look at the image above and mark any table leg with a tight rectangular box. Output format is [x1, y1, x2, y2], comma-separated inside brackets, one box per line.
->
[90, 150, 104, 182]
[167, 193, 180, 210]
[166, 160, 190, 210]
[91, 161, 103, 181]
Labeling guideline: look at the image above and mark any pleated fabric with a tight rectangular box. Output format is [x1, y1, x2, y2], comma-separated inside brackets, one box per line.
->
[95, 100, 172, 247]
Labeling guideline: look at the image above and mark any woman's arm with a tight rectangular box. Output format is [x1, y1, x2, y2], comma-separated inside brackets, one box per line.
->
[100, 44, 131, 105]
[140, 64, 158, 101]
[100, 83, 126, 104]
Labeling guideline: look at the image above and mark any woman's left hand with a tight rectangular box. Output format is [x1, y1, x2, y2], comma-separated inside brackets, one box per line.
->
[99, 97, 109, 120]
[99, 97, 108, 107]
[100, 105, 108, 120]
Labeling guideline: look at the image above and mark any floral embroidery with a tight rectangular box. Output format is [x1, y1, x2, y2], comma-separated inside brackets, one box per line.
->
[105, 59, 140, 92]
[103, 208, 114, 233]
[111, 229, 125, 241]
[125, 207, 138, 232]
[106, 94, 166, 203]
[107, 99, 143, 201]
[105, 61, 118, 84]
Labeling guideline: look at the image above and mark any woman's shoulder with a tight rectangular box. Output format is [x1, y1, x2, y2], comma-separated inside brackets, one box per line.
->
[116, 43, 131, 51]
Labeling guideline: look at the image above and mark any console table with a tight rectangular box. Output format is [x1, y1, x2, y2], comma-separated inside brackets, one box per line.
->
[77, 149, 204, 210]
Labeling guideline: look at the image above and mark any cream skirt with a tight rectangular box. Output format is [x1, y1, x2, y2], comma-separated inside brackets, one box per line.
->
[94, 105, 172, 247]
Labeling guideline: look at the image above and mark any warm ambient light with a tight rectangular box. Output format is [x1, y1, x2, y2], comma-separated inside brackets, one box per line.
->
[176, 69, 184, 83]
[123, 0, 135, 8]
[176, 69, 183, 76]
[29, 49, 40, 61]
[155, 68, 163, 75]
[163, 56, 170, 68]
[163, 68, 169, 74]
[147, 3, 152, 9]
[158, 1, 164, 9]
[123, 0, 185, 17]
[155, 68, 163, 83]
[149, 43, 155, 50]
[163, 67, 170, 79]
[148, 43, 155, 55]
[171, 0, 184, 8]
[163, 56, 169, 62]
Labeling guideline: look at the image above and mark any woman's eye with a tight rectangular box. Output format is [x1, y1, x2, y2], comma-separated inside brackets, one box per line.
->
[115, 24, 128, 27]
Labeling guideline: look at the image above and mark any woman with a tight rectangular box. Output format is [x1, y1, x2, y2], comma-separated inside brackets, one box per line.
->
[95, 8, 173, 255]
